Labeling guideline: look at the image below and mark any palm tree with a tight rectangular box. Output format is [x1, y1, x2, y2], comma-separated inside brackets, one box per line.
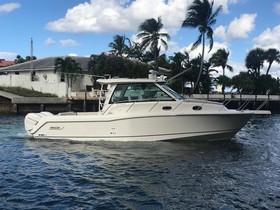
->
[265, 48, 280, 75]
[170, 51, 190, 75]
[182, 0, 222, 93]
[54, 57, 82, 97]
[137, 17, 170, 69]
[231, 72, 255, 94]
[209, 48, 233, 94]
[245, 48, 266, 78]
[14, 55, 26, 64]
[126, 41, 145, 61]
[168, 51, 190, 93]
[25, 56, 37, 61]
[108, 35, 129, 58]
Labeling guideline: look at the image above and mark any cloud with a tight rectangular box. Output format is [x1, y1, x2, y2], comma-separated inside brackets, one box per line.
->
[167, 40, 182, 54]
[177, 41, 250, 77]
[244, 25, 280, 79]
[45, 37, 79, 47]
[269, 65, 280, 78]
[214, 0, 239, 14]
[45, 0, 193, 34]
[44, 37, 56, 46]
[215, 13, 257, 41]
[68, 53, 78, 57]
[0, 51, 17, 60]
[0, 2, 20, 13]
[59, 39, 79, 47]
[45, 0, 240, 37]
[253, 25, 280, 50]
[214, 25, 227, 40]
[179, 41, 229, 61]
[274, 2, 280, 15]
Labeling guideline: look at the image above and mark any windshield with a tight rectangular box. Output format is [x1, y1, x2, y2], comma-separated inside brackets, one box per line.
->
[160, 84, 184, 100]
[110, 83, 174, 103]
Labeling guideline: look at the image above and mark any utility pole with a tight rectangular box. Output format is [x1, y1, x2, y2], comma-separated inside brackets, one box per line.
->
[30, 38, 34, 70]
[30, 38, 34, 81]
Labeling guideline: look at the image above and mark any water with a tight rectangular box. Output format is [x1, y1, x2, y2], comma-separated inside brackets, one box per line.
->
[0, 115, 280, 210]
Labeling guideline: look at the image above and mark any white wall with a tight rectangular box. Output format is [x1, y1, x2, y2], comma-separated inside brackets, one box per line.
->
[0, 71, 68, 97]
[0, 70, 97, 97]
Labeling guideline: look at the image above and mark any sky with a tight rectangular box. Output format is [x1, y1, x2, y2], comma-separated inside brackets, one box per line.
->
[0, 0, 280, 78]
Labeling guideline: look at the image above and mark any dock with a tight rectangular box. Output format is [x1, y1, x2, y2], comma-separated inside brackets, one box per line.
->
[0, 91, 279, 114]
[189, 93, 279, 113]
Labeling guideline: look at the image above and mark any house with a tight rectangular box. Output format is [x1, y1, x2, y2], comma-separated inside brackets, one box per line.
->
[0, 59, 15, 68]
[0, 56, 96, 97]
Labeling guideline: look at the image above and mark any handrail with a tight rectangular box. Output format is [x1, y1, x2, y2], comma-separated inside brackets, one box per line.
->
[223, 99, 232, 107]
[256, 99, 269, 110]
[237, 100, 251, 111]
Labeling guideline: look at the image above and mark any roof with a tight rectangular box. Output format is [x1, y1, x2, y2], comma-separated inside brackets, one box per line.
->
[0, 56, 90, 72]
[0, 60, 14, 68]
[97, 78, 166, 85]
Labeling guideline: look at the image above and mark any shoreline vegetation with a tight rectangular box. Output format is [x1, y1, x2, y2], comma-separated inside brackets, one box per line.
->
[1, 0, 279, 99]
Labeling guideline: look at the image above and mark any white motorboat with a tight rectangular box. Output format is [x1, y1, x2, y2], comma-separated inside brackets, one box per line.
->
[24, 74, 253, 141]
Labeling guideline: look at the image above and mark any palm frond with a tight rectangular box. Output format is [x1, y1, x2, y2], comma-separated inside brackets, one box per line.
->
[206, 27, 214, 52]
[191, 34, 202, 50]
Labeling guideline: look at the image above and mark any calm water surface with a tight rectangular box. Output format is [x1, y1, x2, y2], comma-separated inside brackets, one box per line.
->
[0, 115, 280, 210]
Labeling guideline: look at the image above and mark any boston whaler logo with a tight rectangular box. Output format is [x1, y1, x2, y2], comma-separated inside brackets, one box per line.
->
[49, 126, 64, 130]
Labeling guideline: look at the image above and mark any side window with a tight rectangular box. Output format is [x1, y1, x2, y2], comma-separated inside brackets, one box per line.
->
[110, 84, 144, 103]
[124, 84, 144, 101]
[110, 83, 173, 103]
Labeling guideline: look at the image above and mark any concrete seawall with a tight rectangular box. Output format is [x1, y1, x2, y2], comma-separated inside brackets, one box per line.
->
[0, 91, 99, 114]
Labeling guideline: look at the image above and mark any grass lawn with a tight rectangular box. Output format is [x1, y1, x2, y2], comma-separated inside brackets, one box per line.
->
[0, 86, 57, 97]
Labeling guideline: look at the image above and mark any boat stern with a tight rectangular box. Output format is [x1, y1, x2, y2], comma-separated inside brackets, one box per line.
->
[24, 112, 53, 135]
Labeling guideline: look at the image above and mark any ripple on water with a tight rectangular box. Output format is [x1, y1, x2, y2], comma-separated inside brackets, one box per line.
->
[0, 115, 280, 209]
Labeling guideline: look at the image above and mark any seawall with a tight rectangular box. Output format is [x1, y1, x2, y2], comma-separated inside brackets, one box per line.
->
[0, 95, 99, 115]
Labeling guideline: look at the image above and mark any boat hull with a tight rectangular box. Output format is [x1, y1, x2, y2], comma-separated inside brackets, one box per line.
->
[25, 112, 252, 141]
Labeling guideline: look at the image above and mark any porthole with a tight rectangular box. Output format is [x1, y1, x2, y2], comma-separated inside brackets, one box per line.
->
[192, 106, 202, 111]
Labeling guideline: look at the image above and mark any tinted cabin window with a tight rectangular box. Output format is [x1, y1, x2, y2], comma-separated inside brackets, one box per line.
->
[110, 83, 173, 103]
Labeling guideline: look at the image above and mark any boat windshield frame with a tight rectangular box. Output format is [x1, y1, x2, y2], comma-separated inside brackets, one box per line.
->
[160, 84, 184, 100]
[109, 82, 176, 104]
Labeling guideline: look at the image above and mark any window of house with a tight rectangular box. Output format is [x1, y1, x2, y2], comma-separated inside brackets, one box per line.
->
[61, 74, 65, 82]
[31, 71, 36, 81]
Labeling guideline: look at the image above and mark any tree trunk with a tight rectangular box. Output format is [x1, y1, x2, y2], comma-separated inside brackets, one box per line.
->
[222, 67, 225, 94]
[192, 33, 205, 94]
[266, 62, 272, 75]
